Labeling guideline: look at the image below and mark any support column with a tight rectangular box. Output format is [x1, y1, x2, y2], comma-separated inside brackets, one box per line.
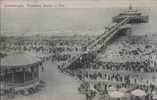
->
[31, 66, 34, 80]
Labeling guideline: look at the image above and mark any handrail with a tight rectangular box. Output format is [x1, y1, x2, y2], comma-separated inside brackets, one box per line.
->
[87, 17, 129, 50]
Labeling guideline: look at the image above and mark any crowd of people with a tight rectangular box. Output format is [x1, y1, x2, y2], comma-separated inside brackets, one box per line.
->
[78, 81, 157, 100]
[95, 61, 157, 73]
[1, 34, 157, 100]
[58, 52, 157, 100]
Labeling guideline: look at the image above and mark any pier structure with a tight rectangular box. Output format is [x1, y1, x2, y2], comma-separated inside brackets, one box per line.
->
[63, 7, 148, 71]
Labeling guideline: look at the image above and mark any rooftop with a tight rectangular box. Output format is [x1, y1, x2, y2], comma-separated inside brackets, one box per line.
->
[0, 51, 41, 67]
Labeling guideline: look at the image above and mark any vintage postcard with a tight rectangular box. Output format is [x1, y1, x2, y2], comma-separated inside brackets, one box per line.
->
[0, 0, 157, 100]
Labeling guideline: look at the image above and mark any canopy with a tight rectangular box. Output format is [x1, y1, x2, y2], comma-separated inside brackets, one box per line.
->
[1, 51, 41, 68]
[131, 89, 146, 97]
[109, 91, 125, 98]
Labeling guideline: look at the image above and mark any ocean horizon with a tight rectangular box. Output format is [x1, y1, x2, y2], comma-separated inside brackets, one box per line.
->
[1, 7, 157, 36]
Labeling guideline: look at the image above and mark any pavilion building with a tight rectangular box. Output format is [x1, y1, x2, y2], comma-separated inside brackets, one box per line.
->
[0, 51, 43, 95]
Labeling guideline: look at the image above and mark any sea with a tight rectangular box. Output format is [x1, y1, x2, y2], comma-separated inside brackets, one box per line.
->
[1, 7, 157, 36]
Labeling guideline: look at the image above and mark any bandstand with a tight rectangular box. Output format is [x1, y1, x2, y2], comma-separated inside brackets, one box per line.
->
[0, 51, 43, 96]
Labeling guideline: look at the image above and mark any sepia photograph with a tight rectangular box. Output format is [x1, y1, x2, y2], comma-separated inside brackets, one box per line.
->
[0, 0, 157, 100]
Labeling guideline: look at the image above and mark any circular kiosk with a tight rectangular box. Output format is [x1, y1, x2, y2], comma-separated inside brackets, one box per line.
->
[0, 52, 43, 96]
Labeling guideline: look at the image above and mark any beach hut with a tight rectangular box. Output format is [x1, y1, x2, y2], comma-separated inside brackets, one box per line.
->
[0, 51, 43, 95]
